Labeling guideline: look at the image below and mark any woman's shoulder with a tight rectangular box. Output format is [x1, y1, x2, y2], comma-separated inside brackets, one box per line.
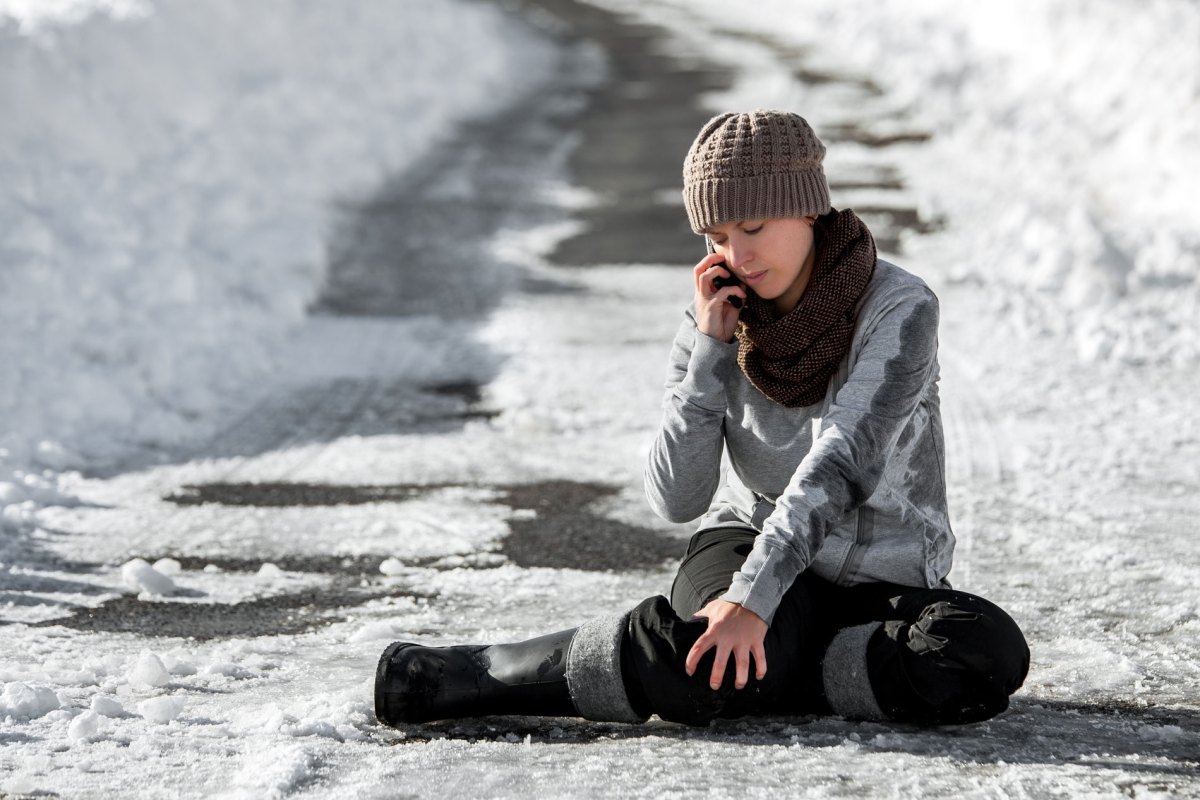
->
[859, 259, 938, 317]
[868, 258, 935, 297]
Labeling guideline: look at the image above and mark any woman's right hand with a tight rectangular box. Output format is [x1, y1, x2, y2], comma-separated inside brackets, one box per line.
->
[693, 253, 746, 343]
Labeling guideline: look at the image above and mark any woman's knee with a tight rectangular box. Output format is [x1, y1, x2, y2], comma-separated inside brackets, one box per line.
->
[623, 596, 728, 725]
[826, 591, 1030, 725]
[624, 595, 799, 726]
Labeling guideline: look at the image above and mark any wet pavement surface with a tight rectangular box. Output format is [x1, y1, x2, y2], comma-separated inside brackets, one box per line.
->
[42, 479, 681, 638]
[34, 585, 416, 640]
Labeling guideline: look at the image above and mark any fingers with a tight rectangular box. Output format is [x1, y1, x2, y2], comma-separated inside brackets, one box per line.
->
[698, 266, 745, 311]
[709, 643, 730, 691]
[752, 640, 767, 680]
[684, 631, 712, 678]
[694, 255, 731, 293]
[692, 252, 727, 281]
[688, 635, 738, 691]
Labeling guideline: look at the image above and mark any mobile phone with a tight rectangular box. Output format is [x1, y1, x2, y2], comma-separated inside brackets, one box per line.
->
[712, 263, 743, 309]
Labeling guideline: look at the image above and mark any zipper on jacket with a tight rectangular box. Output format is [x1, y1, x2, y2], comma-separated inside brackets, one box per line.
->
[834, 507, 873, 585]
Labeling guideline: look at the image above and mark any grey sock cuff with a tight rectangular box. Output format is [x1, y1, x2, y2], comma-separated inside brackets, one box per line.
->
[565, 612, 648, 724]
[822, 622, 887, 721]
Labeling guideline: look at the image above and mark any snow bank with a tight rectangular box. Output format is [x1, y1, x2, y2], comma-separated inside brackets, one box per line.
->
[617, 0, 1200, 367]
[0, 0, 557, 480]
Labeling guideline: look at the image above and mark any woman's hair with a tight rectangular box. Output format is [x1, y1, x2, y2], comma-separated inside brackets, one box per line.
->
[682, 110, 831, 234]
[812, 208, 838, 259]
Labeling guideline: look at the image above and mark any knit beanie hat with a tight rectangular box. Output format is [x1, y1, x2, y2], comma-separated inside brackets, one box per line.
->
[682, 110, 831, 234]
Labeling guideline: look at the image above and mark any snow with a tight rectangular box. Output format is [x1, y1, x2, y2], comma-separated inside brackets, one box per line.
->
[67, 709, 101, 739]
[128, 652, 172, 687]
[0, 0, 558, 479]
[1, 0, 1198, 797]
[121, 558, 177, 596]
[89, 695, 124, 717]
[0, 682, 61, 719]
[137, 695, 185, 724]
[602, 0, 1200, 369]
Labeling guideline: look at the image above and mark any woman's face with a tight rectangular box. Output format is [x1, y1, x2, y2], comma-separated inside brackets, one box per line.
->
[702, 216, 818, 316]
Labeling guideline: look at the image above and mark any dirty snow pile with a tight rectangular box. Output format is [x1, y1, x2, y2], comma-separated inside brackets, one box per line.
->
[0, 0, 556, 479]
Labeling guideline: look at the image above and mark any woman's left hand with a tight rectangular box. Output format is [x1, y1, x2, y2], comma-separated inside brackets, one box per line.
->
[685, 599, 768, 690]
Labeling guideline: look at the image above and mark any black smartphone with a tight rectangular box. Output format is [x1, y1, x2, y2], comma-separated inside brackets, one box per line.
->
[712, 262, 743, 309]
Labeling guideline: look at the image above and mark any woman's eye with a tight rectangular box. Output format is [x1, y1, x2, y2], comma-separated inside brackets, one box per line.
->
[744, 225, 763, 235]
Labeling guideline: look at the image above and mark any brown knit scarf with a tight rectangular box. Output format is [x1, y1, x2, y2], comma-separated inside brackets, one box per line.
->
[735, 208, 877, 407]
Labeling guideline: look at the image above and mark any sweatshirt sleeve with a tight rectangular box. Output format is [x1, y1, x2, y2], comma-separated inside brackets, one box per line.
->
[721, 286, 941, 625]
[643, 304, 741, 524]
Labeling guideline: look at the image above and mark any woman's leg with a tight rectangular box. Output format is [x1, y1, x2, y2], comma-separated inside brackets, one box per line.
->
[378, 527, 1027, 727]
[375, 529, 765, 727]
[652, 530, 1028, 725]
[609, 527, 832, 725]
[820, 583, 1030, 725]
[668, 526, 758, 619]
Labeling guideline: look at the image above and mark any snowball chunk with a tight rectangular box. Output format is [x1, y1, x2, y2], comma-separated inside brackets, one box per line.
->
[121, 558, 176, 596]
[162, 654, 197, 676]
[90, 695, 124, 717]
[379, 557, 405, 576]
[257, 562, 285, 579]
[137, 696, 185, 724]
[68, 710, 101, 740]
[0, 682, 60, 719]
[129, 653, 171, 687]
[151, 557, 182, 576]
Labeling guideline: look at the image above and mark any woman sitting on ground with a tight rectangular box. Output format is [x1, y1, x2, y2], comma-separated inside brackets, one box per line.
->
[375, 109, 1029, 727]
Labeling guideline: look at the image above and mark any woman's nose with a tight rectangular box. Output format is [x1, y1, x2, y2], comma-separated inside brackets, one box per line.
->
[726, 244, 751, 271]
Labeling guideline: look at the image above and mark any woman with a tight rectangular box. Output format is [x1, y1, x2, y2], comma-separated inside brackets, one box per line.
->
[375, 110, 1029, 727]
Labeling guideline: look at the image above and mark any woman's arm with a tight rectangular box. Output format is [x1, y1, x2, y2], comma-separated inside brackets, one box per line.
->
[723, 285, 942, 625]
[644, 254, 747, 524]
[643, 306, 738, 523]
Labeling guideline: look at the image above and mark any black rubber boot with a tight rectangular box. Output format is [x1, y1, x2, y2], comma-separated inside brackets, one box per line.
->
[375, 628, 578, 724]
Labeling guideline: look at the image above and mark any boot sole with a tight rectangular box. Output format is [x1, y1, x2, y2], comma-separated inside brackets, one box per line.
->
[374, 641, 418, 725]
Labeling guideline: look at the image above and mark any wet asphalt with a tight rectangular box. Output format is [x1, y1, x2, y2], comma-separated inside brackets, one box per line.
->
[38, 0, 934, 640]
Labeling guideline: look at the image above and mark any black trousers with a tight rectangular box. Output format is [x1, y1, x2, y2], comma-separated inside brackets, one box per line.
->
[619, 527, 1029, 726]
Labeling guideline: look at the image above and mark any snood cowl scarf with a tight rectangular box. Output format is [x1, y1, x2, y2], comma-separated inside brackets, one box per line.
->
[735, 208, 877, 408]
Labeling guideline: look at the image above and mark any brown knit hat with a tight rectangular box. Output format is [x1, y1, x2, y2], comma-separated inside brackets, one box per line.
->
[682, 110, 831, 233]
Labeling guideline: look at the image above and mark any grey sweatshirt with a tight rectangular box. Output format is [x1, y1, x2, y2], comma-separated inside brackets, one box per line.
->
[644, 259, 955, 625]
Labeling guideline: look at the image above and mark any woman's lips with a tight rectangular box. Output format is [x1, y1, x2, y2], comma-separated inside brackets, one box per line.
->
[743, 270, 768, 286]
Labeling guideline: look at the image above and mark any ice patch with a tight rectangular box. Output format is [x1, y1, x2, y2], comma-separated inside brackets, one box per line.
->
[205, 662, 255, 680]
[1037, 637, 1142, 695]
[1138, 723, 1185, 742]
[229, 745, 317, 799]
[347, 621, 405, 643]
